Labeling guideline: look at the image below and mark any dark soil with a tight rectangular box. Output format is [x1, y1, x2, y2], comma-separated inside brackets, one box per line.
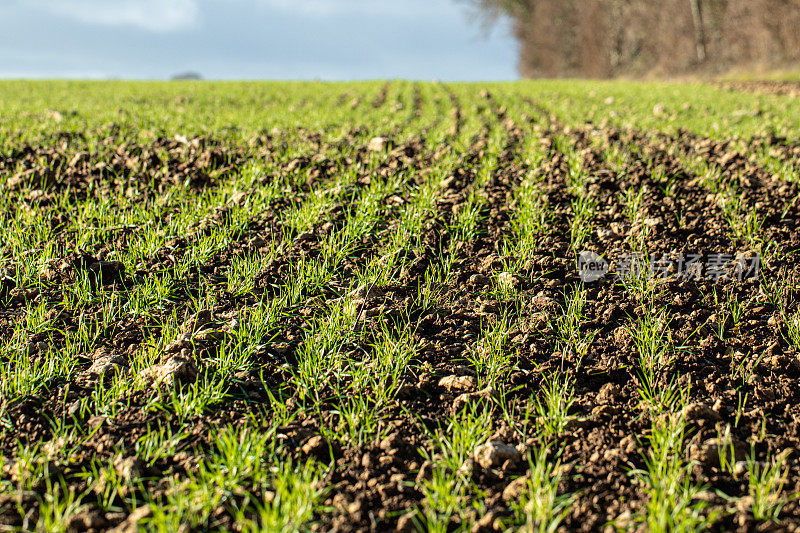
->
[719, 80, 800, 98]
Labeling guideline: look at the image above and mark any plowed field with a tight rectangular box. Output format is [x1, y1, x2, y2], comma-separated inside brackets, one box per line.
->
[2, 80, 800, 532]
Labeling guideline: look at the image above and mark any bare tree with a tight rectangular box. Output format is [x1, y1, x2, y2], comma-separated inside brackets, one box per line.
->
[466, 0, 800, 77]
[689, 0, 707, 62]
[460, 0, 532, 29]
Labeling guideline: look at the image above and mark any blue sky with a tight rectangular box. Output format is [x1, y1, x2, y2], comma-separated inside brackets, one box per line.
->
[0, 0, 518, 80]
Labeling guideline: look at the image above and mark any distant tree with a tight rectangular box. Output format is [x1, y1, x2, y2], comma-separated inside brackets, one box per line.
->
[171, 72, 203, 80]
[689, 0, 707, 61]
[465, 0, 531, 18]
[460, 0, 531, 32]
[464, 0, 800, 78]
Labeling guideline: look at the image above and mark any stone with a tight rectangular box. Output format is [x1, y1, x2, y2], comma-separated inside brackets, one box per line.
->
[349, 283, 386, 300]
[473, 441, 522, 469]
[688, 437, 747, 467]
[468, 274, 490, 286]
[229, 191, 248, 206]
[139, 356, 197, 387]
[302, 435, 328, 458]
[643, 217, 662, 228]
[164, 335, 192, 354]
[368, 137, 389, 152]
[479, 254, 504, 273]
[87, 354, 127, 378]
[682, 402, 721, 422]
[596, 227, 614, 240]
[497, 271, 518, 289]
[192, 329, 225, 343]
[87, 416, 106, 429]
[453, 386, 494, 412]
[379, 433, 402, 452]
[438, 374, 477, 392]
[596, 382, 620, 404]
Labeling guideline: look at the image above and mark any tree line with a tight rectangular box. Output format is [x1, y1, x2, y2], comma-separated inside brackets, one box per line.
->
[470, 0, 800, 77]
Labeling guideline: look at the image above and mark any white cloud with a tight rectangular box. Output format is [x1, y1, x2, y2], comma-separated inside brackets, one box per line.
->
[28, 0, 200, 32]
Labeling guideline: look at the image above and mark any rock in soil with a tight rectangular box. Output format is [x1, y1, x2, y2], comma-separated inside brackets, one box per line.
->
[139, 356, 197, 388]
[468, 274, 491, 286]
[596, 382, 621, 404]
[682, 402, 721, 422]
[302, 435, 330, 459]
[497, 271, 520, 289]
[164, 335, 192, 354]
[688, 437, 747, 467]
[86, 354, 128, 378]
[192, 328, 226, 343]
[473, 441, 522, 469]
[453, 386, 494, 412]
[368, 137, 389, 152]
[438, 374, 478, 392]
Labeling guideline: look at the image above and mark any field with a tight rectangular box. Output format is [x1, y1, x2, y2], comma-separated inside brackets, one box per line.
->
[1, 79, 800, 532]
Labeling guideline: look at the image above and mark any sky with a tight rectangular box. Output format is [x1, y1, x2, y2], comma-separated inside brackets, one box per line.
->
[0, 0, 518, 80]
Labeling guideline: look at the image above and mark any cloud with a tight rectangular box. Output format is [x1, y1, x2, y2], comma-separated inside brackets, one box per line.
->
[28, 0, 200, 32]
